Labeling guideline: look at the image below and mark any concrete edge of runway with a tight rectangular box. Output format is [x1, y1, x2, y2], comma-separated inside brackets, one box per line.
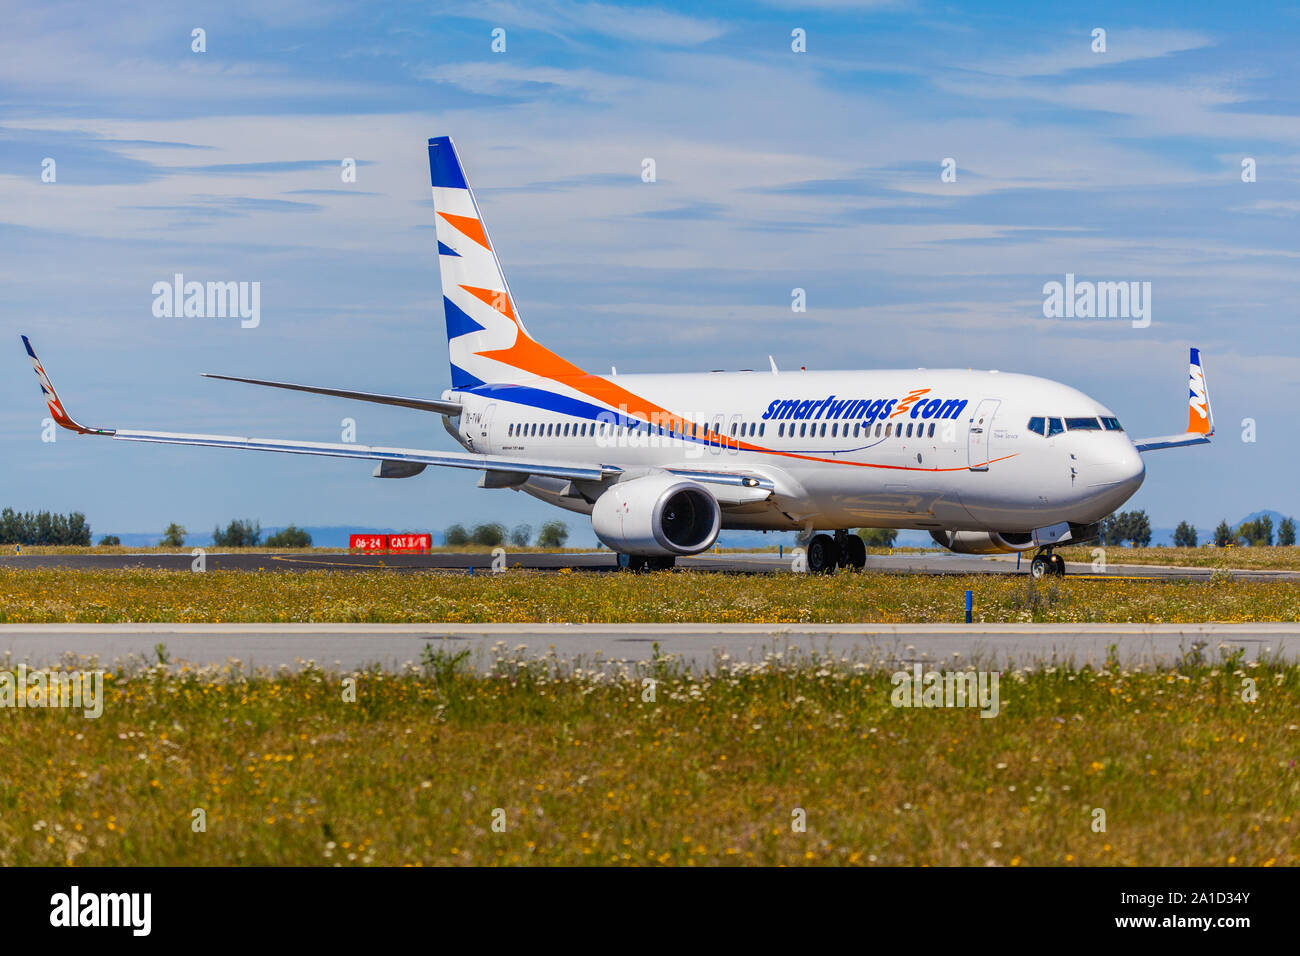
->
[5, 622, 1297, 671]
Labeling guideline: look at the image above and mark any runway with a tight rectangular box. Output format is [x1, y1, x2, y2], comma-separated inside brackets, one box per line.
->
[1, 549, 1293, 581]
[3, 622, 1296, 671]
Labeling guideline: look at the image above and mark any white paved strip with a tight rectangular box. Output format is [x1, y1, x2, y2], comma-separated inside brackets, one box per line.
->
[2, 623, 1297, 671]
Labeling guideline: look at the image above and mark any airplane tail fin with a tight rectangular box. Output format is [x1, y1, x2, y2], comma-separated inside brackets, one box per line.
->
[428, 136, 549, 390]
[1186, 346, 1213, 436]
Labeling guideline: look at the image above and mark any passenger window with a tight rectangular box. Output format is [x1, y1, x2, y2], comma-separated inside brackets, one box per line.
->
[875, 424, 882, 437]
[928, 423, 935, 438]
[1047, 418, 1064, 437]
[800, 423, 807, 437]
[819, 423, 826, 437]
[1027, 416, 1045, 436]
[778, 423, 784, 437]
[886, 423, 893, 437]
[831, 423, 837, 437]
[906, 423, 913, 438]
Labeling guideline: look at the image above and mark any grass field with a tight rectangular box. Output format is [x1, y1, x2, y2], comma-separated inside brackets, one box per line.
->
[0, 567, 1297, 623]
[1059, 544, 1300, 571]
[1, 648, 1294, 866]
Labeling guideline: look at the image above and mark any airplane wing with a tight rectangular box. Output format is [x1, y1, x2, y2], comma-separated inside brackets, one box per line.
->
[1134, 347, 1214, 453]
[20, 336, 618, 483]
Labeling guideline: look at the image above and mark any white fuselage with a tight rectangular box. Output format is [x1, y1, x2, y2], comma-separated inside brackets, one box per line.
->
[447, 367, 1146, 535]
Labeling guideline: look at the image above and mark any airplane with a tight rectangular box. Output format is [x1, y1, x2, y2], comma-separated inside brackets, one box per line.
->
[20, 135, 1215, 579]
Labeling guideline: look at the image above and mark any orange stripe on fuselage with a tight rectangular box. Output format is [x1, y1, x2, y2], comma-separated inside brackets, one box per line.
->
[475, 330, 721, 440]
[472, 327, 1008, 471]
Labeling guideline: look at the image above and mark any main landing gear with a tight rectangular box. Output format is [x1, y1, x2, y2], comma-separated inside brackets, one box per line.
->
[616, 554, 676, 572]
[1029, 547, 1066, 580]
[807, 531, 868, 574]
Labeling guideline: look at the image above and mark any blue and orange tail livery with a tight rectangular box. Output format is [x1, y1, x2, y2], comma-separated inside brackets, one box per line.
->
[428, 135, 534, 390]
[1186, 347, 1212, 436]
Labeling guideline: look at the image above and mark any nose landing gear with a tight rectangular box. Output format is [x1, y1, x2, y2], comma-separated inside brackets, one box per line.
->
[1029, 547, 1066, 579]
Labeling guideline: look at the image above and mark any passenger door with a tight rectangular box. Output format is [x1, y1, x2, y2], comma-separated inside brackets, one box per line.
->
[967, 398, 1000, 471]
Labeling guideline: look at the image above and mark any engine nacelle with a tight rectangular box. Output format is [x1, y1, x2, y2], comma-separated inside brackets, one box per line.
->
[592, 475, 721, 557]
[930, 529, 1035, 554]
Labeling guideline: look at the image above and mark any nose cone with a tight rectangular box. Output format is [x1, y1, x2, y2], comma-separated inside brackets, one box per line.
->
[1087, 442, 1146, 511]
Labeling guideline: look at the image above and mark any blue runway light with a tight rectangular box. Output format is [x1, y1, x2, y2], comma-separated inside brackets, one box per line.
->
[965, 589, 973, 624]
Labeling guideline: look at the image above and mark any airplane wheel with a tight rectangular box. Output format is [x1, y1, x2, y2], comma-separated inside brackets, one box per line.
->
[646, 556, 676, 571]
[618, 553, 648, 572]
[1030, 555, 1050, 580]
[807, 534, 840, 574]
[1052, 554, 1066, 577]
[841, 534, 867, 570]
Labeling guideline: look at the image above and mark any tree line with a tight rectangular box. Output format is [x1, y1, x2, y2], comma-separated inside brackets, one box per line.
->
[208, 519, 312, 548]
[445, 521, 569, 548]
[0, 509, 92, 546]
[1204, 515, 1295, 548]
[1127, 512, 1297, 548]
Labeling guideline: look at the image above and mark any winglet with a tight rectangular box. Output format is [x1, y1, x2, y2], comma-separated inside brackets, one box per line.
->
[20, 335, 115, 436]
[1186, 347, 1213, 436]
[1133, 348, 1214, 452]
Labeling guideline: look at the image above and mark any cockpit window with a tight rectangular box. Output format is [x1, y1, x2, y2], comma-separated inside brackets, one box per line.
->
[1101, 417, 1124, 432]
[1027, 416, 1045, 436]
[1046, 417, 1064, 437]
[1065, 416, 1102, 430]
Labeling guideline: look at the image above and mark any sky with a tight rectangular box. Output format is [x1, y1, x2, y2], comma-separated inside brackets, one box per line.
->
[1, 0, 1297, 544]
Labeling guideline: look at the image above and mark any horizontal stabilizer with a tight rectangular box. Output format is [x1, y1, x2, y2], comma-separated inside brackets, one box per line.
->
[202, 373, 462, 416]
[1133, 433, 1212, 452]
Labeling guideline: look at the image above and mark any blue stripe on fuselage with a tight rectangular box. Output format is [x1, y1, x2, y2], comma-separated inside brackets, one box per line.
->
[462, 382, 881, 454]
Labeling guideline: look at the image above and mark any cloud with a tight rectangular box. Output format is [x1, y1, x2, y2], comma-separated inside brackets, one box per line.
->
[962, 29, 1213, 79]
[440, 1, 728, 47]
[415, 61, 637, 102]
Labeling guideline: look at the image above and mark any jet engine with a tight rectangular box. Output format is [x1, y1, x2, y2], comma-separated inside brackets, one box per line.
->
[929, 529, 1036, 554]
[591, 475, 721, 557]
